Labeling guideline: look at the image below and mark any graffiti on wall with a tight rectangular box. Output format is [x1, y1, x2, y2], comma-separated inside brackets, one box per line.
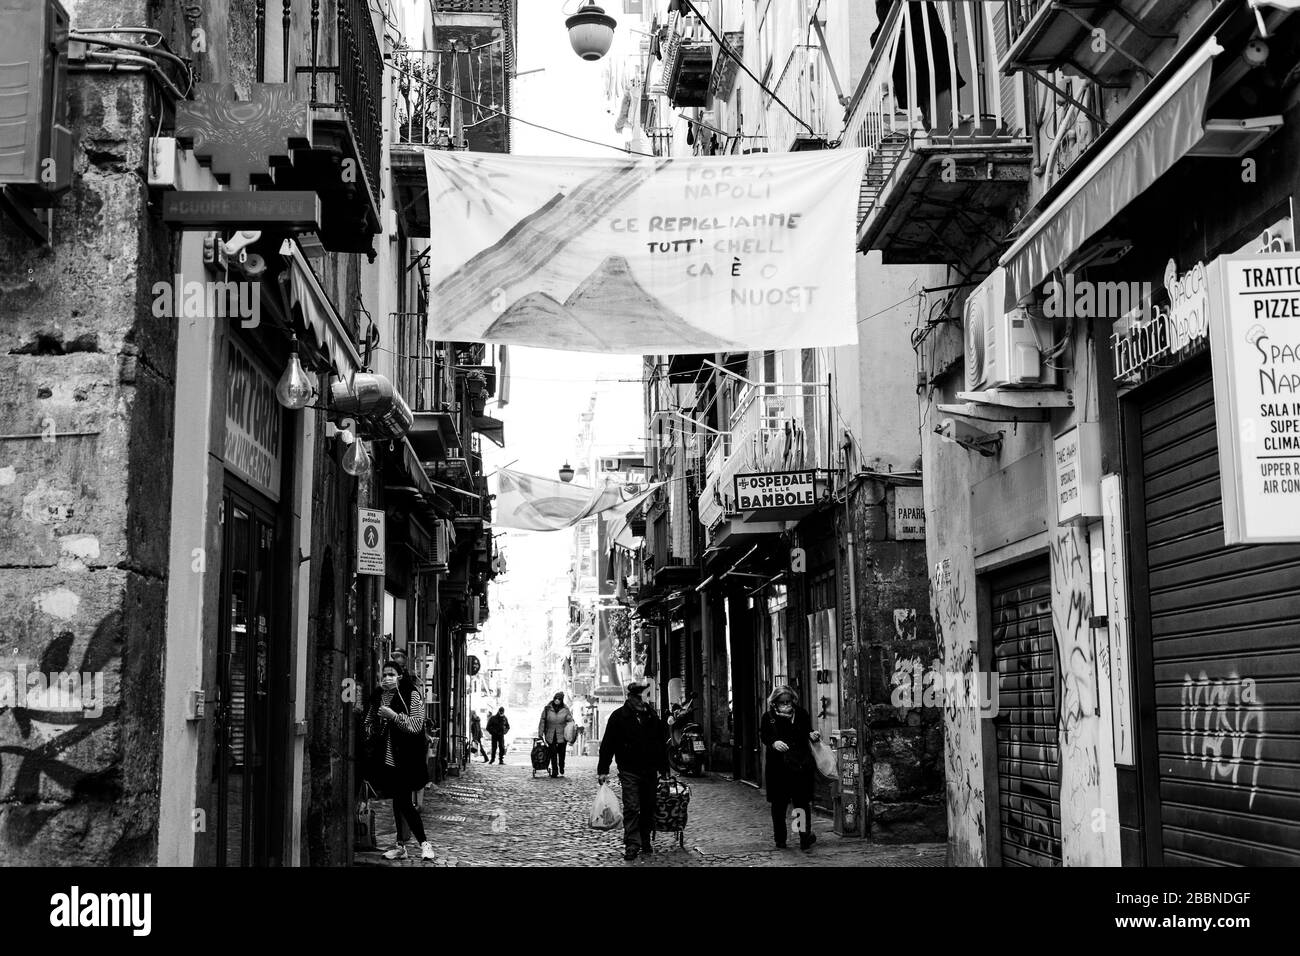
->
[1179, 672, 1265, 808]
[1049, 526, 1109, 866]
[0, 615, 121, 849]
[931, 556, 984, 855]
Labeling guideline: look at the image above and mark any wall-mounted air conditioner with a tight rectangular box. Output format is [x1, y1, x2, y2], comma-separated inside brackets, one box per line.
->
[964, 267, 1057, 391]
[431, 520, 451, 569]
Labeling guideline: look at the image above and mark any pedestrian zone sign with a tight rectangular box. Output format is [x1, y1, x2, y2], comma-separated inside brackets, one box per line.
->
[358, 508, 385, 576]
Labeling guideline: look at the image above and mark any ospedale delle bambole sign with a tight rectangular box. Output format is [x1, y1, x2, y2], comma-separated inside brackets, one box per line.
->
[734, 471, 816, 511]
[1209, 252, 1300, 543]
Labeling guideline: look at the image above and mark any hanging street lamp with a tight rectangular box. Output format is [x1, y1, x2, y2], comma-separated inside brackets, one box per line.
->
[566, 2, 617, 62]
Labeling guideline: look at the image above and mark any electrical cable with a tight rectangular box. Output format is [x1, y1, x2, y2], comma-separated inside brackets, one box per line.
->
[387, 59, 654, 157]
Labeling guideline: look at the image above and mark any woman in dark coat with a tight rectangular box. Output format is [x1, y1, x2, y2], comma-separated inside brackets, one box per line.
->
[362, 660, 433, 861]
[760, 685, 821, 850]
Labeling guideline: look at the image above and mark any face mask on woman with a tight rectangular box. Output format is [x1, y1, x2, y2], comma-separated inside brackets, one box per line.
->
[776, 700, 794, 716]
[381, 672, 399, 691]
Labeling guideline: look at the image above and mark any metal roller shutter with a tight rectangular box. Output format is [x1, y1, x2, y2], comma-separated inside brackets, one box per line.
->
[993, 566, 1063, 866]
[1138, 367, 1300, 866]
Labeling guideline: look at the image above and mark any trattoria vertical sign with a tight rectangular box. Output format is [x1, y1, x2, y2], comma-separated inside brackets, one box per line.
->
[1208, 253, 1300, 543]
[225, 337, 283, 502]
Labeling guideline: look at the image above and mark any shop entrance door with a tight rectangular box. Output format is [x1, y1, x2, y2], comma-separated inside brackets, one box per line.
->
[1129, 362, 1300, 865]
[214, 487, 285, 866]
[991, 563, 1063, 866]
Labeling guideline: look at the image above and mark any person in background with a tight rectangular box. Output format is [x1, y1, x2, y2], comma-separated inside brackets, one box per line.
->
[470, 711, 488, 763]
[389, 648, 417, 697]
[537, 691, 576, 778]
[597, 681, 668, 861]
[361, 660, 434, 862]
[759, 685, 820, 851]
[486, 707, 510, 765]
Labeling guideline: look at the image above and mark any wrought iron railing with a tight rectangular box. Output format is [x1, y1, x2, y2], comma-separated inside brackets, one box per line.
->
[841, 0, 1024, 230]
[279, 0, 383, 199]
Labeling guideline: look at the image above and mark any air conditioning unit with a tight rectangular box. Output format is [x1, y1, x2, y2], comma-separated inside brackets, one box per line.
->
[431, 520, 451, 569]
[964, 267, 1057, 391]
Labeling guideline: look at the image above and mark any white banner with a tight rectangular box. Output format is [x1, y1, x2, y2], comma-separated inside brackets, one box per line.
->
[492, 469, 658, 532]
[424, 149, 868, 353]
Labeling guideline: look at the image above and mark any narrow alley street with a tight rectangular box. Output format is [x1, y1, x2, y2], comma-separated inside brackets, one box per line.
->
[357, 755, 946, 868]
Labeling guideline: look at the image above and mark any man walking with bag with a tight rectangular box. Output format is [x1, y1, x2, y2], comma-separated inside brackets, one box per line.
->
[597, 681, 668, 861]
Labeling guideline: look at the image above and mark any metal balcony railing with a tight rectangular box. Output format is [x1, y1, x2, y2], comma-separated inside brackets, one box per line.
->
[841, 0, 1023, 230]
[269, 0, 382, 200]
[764, 44, 835, 151]
[696, 382, 823, 527]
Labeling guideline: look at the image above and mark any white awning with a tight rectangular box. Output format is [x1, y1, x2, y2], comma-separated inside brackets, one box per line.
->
[999, 37, 1224, 302]
[280, 239, 364, 381]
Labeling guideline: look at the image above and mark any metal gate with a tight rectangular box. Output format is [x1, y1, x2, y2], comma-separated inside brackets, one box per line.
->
[992, 565, 1063, 866]
[1135, 366, 1300, 865]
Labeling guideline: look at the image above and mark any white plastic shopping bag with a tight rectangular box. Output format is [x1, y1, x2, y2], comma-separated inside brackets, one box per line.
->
[810, 740, 836, 778]
[589, 781, 624, 831]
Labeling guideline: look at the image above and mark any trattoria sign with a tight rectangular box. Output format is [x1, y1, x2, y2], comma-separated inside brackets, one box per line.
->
[225, 337, 283, 501]
[1111, 258, 1210, 383]
[734, 471, 816, 511]
[1208, 253, 1300, 543]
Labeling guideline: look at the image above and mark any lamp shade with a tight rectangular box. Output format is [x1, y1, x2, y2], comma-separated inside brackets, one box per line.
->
[566, 2, 616, 61]
[559, 462, 575, 482]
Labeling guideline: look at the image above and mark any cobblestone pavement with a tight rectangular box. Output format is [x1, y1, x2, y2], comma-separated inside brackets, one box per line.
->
[355, 754, 946, 867]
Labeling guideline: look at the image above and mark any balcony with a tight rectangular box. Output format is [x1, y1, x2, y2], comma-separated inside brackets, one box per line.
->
[1002, 0, 1184, 86]
[258, 0, 382, 255]
[842, 1, 1033, 265]
[696, 383, 826, 544]
[766, 44, 836, 152]
[662, 12, 713, 108]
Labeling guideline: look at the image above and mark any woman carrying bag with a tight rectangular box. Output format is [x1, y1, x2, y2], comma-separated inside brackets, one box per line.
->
[362, 660, 434, 861]
[537, 691, 576, 778]
[759, 685, 821, 851]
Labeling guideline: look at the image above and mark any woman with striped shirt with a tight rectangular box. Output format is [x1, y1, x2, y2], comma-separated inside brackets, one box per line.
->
[362, 660, 434, 861]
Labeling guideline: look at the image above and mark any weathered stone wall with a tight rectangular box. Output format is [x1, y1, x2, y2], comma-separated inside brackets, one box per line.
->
[0, 61, 173, 863]
[848, 480, 946, 842]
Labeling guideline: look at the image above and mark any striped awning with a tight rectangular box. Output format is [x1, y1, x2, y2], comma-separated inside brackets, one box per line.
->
[999, 37, 1224, 302]
[280, 239, 363, 380]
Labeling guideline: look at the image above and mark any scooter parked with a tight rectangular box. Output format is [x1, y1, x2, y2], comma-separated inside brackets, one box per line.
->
[666, 694, 706, 777]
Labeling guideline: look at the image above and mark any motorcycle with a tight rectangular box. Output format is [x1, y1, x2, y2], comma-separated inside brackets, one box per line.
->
[666, 694, 706, 777]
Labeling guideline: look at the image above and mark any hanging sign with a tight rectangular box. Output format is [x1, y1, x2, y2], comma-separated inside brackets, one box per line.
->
[734, 471, 816, 511]
[424, 149, 868, 353]
[1208, 252, 1300, 543]
[357, 508, 386, 575]
[224, 337, 283, 501]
